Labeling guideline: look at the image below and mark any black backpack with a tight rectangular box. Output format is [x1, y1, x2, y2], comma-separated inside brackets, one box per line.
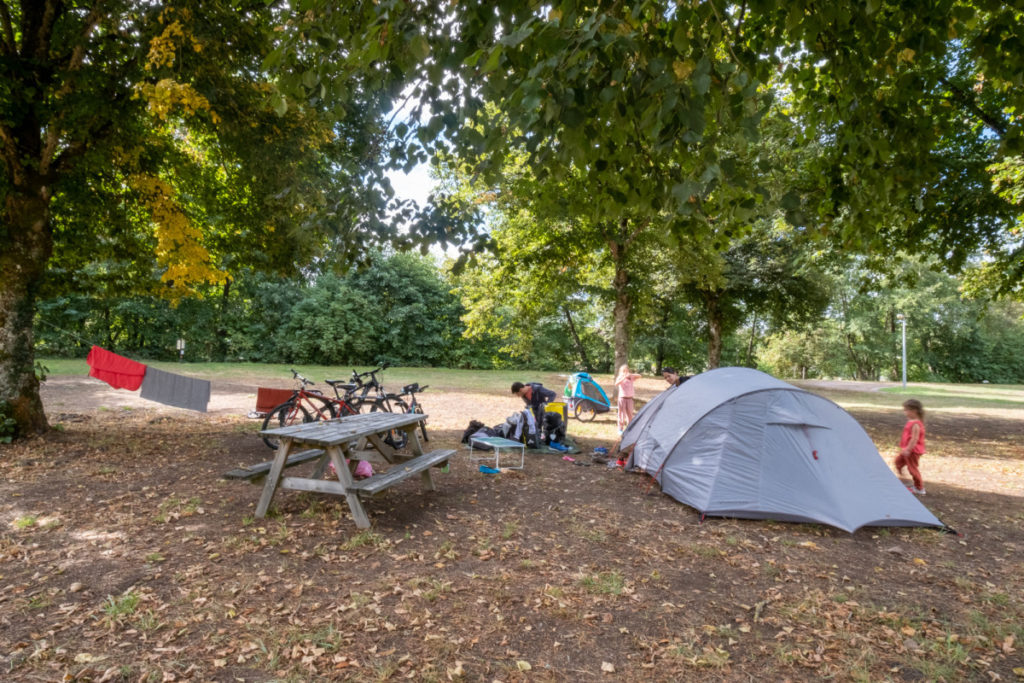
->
[542, 412, 566, 444]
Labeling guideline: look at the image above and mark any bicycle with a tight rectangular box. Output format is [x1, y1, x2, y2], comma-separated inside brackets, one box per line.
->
[261, 370, 337, 449]
[342, 364, 412, 449]
[392, 382, 429, 443]
[322, 377, 362, 417]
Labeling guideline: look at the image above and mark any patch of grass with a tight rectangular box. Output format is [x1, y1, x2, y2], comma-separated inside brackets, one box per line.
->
[692, 544, 723, 558]
[953, 576, 974, 591]
[103, 591, 141, 619]
[299, 498, 324, 519]
[981, 591, 1010, 606]
[154, 496, 202, 523]
[669, 642, 733, 669]
[543, 585, 565, 599]
[268, 521, 290, 547]
[434, 539, 458, 561]
[905, 656, 959, 682]
[501, 521, 519, 539]
[27, 592, 53, 609]
[145, 552, 165, 563]
[578, 570, 625, 596]
[348, 591, 373, 609]
[342, 530, 385, 550]
[371, 657, 401, 681]
[136, 610, 164, 632]
[14, 515, 37, 529]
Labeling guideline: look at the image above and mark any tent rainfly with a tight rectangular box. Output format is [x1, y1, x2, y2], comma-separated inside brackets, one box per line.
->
[621, 367, 945, 533]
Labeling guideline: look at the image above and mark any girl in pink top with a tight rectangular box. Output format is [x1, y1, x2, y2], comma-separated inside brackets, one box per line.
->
[894, 398, 927, 494]
[614, 364, 642, 433]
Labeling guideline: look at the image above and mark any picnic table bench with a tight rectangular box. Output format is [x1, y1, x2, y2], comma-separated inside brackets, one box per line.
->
[223, 448, 325, 481]
[255, 412, 453, 528]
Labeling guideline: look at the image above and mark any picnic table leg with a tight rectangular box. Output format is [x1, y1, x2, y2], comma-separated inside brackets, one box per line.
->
[310, 451, 330, 480]
[404, 423, 436, 492]
[328, 444, 371, 529]
[255, 438, 294, 518]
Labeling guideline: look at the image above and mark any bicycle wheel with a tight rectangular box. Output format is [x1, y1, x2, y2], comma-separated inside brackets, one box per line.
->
[300, 393, 337, 421]
[574, 402, 598, 422]
[413, 403, 428, 442]
[370, 399, 408, 449]
[261, 401, 312, 449]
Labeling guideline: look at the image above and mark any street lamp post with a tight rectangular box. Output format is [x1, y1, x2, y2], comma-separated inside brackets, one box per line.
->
[896, 313, 906, 388]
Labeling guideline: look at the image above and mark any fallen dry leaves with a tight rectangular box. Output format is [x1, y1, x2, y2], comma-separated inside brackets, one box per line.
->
[0, 386, 1022, 681]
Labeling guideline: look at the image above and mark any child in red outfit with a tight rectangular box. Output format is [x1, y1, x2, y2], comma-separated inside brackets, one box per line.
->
[895, 399, 927, 495]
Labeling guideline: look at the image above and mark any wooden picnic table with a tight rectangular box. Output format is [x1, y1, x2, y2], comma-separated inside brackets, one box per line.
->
[256, 412, 453, 528]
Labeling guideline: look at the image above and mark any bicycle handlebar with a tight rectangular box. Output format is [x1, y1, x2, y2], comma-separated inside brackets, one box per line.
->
[290, 368, 314, 387]
[351, 364, 390, 382]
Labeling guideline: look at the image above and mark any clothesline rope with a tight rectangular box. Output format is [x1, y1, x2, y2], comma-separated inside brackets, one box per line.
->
[34, 317, 102, 350]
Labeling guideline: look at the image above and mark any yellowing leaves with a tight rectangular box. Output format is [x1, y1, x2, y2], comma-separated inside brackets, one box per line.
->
[673, 59, 696, 80]
[897, 47, 916, 64]
[129, 174, 226, 296]
[146, 9, 203, 71]
[133, 79, 221, 124]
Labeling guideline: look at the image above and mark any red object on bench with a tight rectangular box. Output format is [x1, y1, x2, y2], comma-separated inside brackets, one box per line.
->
[255, 388, 295, 414]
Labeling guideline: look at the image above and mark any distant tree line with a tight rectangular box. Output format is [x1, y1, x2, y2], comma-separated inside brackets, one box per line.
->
[34, 251, 1024, 383]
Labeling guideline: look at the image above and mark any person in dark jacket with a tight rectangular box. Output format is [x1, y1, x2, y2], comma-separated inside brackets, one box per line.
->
[511, 381, 556, 428]
[661, 367, 691, 387]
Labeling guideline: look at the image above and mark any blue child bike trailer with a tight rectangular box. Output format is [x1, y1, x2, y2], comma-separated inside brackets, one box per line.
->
[564, 372, 611, 421]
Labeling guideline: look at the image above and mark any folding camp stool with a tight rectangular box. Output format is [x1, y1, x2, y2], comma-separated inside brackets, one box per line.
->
[468, 436, 526, 470]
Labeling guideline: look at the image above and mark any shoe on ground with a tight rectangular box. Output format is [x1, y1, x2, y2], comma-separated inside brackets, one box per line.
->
[908, 486, 926, 495]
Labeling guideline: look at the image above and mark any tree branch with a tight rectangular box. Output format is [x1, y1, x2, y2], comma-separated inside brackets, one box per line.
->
[40, 0, 104, 174]
[36, 0, 59, 60]
[0, 1, 15, 54]
[939, 76, 1007, 139]
[706, 0, 745, 71]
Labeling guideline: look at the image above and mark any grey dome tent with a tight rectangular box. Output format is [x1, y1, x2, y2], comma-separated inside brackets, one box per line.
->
[621, 367, 944, 533]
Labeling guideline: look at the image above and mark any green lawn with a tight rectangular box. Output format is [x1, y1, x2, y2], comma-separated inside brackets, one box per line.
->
[878, 383, 1024, 409]
[38, 358, 592, 396]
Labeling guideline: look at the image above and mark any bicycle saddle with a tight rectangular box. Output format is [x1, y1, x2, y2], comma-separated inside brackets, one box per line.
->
[325, 380, 357, 391]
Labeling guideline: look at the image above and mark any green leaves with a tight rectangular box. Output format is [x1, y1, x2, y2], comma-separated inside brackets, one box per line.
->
[409, 34, 431, 62]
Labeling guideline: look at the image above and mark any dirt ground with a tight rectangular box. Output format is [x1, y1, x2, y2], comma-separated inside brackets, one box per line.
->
[1, 373, 1022, 682]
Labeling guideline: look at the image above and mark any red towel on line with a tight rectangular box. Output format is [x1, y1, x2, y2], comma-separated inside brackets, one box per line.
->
[86, 345, 147, 391]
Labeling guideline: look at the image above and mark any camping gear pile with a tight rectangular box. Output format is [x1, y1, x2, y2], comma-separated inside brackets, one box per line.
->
[621, 367, 946, 533]
[460, 408, 567, 451]
[564, 372, 611, 421]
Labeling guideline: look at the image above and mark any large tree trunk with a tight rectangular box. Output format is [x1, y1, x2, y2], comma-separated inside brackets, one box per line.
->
[610, 247, 630, 372]
[215, 277, 233, 361]
[1, 187, 55, 437]
[705, 291, 723, 369]
[562, 305, 593, 373]
[654, 297, 670, 374]
[744, 312, 758, 367]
